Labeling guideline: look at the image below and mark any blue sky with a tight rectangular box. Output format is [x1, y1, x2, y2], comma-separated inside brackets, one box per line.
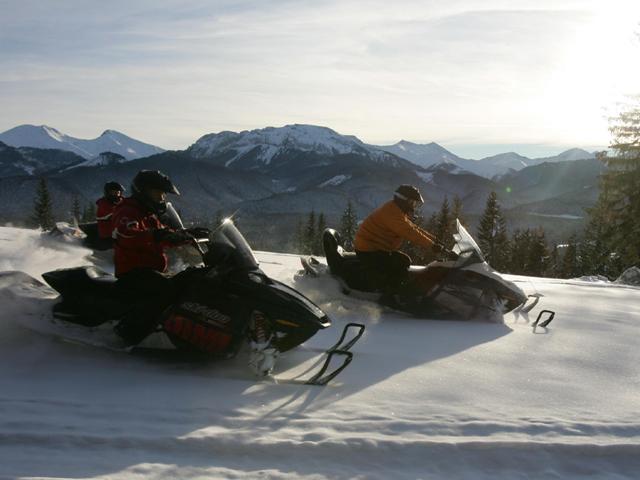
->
[1, 0, 639, 158]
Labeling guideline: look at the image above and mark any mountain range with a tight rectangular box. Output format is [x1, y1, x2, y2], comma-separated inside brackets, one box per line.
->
[0, 125, 164, 162]
[0, 123, 603, 248]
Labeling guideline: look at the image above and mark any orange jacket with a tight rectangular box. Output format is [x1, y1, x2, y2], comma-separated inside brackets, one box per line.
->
[354, 200, 435, 252]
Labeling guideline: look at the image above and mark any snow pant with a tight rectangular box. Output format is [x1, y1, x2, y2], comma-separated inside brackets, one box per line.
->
[114, 268, 193, 345]
[355, 250, 411, 293]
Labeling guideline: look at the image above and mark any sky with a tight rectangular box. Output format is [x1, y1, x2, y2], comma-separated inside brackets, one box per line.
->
[1, 0, 639, 159]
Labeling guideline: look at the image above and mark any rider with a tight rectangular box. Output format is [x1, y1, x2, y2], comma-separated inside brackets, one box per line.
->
[111, 170, 207, 345]
[95, 181, 125, 246]
[354, 185, 455, 294]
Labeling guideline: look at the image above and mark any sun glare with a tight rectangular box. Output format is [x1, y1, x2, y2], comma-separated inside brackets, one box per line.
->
[542, 3, 640, 147]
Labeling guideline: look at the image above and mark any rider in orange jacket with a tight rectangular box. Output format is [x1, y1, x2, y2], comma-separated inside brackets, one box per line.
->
[354, 185, 453, 293]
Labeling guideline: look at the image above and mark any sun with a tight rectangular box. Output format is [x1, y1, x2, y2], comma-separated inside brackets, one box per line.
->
[540, 3, 640, 147]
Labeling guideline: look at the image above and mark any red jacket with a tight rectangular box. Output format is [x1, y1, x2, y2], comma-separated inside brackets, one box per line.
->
[96, 197, 120, 239]
[354, 200, 435, 252]
[112, 197, 172, 277]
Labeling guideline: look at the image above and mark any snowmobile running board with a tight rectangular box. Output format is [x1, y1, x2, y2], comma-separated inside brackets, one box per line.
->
[305, 322, 366, 386]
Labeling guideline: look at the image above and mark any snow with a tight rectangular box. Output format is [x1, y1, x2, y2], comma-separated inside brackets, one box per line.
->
[191, 124, 391, 165]
[530, 213, 584, 220]
[0, 125, 164, 160]
[1, 226, 639, 479]
[318, 174, 351, 188]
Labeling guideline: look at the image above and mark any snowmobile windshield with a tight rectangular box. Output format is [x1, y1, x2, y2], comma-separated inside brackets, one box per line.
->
[161, 202, 185, 230]
[452, 219, 485, 263]
[211, 219, 259, 270]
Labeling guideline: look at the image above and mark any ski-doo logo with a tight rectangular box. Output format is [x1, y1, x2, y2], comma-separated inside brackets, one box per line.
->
[180, 302, 231, 327]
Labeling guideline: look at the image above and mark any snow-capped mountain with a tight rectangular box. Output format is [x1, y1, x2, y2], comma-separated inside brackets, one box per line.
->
[0, 125, 165, 160]
[378, 141, 596, 179]
[189, 124, 405, 172]
[378, 140, 463, 168]
[65, 151, 128, 170]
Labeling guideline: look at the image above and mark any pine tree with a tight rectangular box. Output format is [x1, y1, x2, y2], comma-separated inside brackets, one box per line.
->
[451, 195, 465, 230]
[588, 97, 640, 270]
[560, 233, 580, 278]
[315, 212, 326, 255]
[71, 195, 81, 223]
[302, 210, 316, 254]
[32, 177, 54, 230]
[81, 202, 96, 223]
[477, 191, 509, 270]
[339, 200, 358, 249]
[509, 229, 531, 275]
[527, 228, 549, 276]
[435, 196, 453, 248]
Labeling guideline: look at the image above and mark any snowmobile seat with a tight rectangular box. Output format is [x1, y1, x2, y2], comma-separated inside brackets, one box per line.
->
[43, 266, 118, 298]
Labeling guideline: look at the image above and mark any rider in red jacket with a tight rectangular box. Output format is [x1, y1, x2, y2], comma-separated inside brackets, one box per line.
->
[96, 181, 125, 241]
[112, 170, 203, 345]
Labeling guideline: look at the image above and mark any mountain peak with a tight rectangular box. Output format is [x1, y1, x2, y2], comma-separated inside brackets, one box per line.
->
[0, 125, 164, 160]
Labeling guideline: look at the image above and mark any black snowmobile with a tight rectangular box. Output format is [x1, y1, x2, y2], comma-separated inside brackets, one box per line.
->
[43, 213, 363, 384]
[312, 219, 528, 321]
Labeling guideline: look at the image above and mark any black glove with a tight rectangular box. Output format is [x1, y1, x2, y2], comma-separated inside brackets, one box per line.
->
[185, 227, 211, 239]
[153, 228, 193, 245]
[431, 242, 446, 254]
[445, 249, 459, 261]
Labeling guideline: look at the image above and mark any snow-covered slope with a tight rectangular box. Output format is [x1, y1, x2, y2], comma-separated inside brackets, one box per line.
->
[378, 140, 463, 168]
[0, 125, 165, 160]
[1, 227, 639, 479]
[189, 124, 396, 167]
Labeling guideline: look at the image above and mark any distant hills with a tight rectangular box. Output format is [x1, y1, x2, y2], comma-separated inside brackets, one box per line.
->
[0, 123, 603, 247]
[0, 125, 164, 161]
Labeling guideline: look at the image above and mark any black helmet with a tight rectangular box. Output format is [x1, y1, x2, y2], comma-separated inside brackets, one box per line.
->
[104, 181, 125, 196]
[131, 170, 179, 214]
[132, 170, 180, 196]
[394, 185, 424, 203]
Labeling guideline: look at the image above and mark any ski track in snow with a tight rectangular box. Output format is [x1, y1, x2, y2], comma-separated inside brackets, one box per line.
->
[0, 228, 639, 479]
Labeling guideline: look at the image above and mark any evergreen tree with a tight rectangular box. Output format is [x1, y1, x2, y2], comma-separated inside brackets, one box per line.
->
[71, 195, 81, 223]
[451, 195, 465, 230]
[32, 177, 54, 230]
[527, 228, 549, 276]
[435, 196, 453, 248]
[588, 97, 640, 270]
[425, 212, 438, 233]
[548, 243, 561, 278]
[294, 218, 305, 253]
[560, 233, 580, 278]
[81, 202, 96, 223]
[302, 210, 316, 254]
[315, 212, 326, 255]
[477, 191, 509, 270]
[508, 229, 531, 275]
[339, 200, 358, 249]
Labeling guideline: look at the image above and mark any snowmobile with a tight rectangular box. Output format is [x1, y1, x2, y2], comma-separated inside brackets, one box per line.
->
[41, 214, 364, 385]
[304, 220, 528, 321]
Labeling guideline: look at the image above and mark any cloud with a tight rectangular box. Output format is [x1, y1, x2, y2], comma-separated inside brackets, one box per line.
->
[1, 0, 638, 152]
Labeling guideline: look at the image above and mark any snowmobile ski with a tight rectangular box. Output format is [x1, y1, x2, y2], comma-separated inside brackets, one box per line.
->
[305, 322, 365, 386]
[532, 309, 555, 329]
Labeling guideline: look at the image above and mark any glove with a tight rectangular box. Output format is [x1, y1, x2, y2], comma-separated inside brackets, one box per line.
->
[445, 249, 459, 261]
[431, 242, 446, 254]
[186, 227, 211, 239]
[153, 228, 193, 245]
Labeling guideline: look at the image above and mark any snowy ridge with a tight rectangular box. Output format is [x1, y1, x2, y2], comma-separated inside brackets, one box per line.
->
[0, 125, 165, 160]
[1, 229, 639, 479]
[318, 174, 351, 188]
[190, 124, 393, 165]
